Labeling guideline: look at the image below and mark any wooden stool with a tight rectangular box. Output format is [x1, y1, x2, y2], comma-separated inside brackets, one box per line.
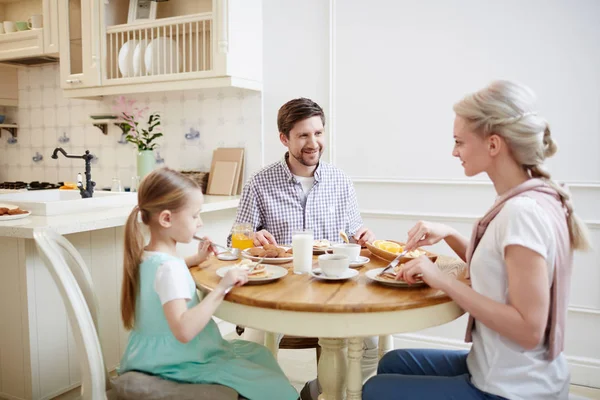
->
[236, 326, 321, 365]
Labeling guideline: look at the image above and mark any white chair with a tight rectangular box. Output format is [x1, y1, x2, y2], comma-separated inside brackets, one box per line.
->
[34, 229, 239, 400]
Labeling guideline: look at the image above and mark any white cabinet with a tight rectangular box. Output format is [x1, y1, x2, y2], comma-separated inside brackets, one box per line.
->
[59, 0, 262, 98]
[57, 0, 101, 88]
[0, 0, 59, 63]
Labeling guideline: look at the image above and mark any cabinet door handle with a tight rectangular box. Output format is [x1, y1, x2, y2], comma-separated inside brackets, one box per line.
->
[65, 79, 82, 84]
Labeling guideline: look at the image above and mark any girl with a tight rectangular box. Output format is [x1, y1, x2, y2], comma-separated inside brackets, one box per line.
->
[363, 80, 590, 400]
[118, 167, 298, 400]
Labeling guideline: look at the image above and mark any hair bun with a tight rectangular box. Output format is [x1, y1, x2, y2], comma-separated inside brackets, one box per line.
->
[543, 125, 558, 158]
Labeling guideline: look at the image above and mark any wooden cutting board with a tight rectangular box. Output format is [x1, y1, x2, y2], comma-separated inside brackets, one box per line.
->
[207, 161, 238, 195]
[206, 148, 245, 195]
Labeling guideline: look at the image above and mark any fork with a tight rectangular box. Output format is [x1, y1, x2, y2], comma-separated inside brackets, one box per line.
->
[193, 235, 237, 256]
[378, 249, 408, 276]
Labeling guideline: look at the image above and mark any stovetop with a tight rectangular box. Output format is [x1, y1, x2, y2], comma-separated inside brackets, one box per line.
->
[0, 181, 62, 190]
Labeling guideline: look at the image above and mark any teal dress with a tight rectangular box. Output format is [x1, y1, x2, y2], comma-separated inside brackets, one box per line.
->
[118, 253, 298, 400]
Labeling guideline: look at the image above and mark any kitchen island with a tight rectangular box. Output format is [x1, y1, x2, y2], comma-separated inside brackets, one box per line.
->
[0, 195, 240, 400]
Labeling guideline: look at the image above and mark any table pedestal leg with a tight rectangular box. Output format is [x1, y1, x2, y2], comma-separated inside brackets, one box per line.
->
[265, 332, 279, 358]
[346, 337, 364, 400]
[318, 338, 347, 400]
[378, 334, 393, 359]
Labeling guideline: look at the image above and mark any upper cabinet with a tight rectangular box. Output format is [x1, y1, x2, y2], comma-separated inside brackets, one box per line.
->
[0, 0, 60, 64]
[59, 0, 262, 98]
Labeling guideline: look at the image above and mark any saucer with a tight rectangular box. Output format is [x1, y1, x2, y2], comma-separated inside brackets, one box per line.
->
[310, 268, 359, 281]
[349, 256, 370, 268]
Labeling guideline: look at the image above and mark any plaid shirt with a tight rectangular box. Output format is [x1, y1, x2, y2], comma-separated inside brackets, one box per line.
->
[230, 153, 364, 245]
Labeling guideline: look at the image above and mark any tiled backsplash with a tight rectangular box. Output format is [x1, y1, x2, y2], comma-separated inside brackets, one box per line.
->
[0, 64, 261, 189]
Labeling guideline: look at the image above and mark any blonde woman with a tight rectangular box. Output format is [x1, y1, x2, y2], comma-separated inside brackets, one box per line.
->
[363, 80, 590, 400]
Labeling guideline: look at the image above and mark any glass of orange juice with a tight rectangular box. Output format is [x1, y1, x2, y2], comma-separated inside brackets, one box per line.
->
[231, 223, 254, 250]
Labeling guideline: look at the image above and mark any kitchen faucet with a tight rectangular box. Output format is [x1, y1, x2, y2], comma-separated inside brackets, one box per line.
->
[51, 147, 96, 198]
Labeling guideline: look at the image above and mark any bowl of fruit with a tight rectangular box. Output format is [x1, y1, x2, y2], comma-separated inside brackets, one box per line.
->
[366, 240, 438, 264]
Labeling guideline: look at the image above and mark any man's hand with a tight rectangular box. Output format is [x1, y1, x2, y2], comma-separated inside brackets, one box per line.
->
[253, 229, 277, 246]
[353, 226, 375, 246]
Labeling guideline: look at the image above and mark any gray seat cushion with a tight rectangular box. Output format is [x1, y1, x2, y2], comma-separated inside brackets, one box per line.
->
[111, 371, 239, 400]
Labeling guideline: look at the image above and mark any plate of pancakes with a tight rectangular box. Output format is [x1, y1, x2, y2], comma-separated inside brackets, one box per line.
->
[0, 204, 31, 221]
[217, 260, 288, 284]
[242, 244, 293, 264]
[366, 266, 427, 288]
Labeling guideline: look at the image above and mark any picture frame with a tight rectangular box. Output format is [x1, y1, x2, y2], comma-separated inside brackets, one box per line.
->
[127, 0, 157, 24]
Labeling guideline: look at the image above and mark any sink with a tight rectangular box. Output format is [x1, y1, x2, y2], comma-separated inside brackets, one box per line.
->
[0, 190, 137, 216]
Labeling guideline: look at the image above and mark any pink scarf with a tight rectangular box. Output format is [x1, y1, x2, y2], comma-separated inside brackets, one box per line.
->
[464, 178, 572, 360]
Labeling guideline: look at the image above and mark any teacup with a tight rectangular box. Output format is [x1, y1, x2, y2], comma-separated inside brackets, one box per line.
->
[329, 243, 361, 262]
[15, 21, 28, 31]
[318, 254, 349, 277]
[3, 21, 16, 33]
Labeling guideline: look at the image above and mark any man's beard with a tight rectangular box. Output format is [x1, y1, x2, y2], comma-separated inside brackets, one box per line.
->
[291, 147, 322, 166]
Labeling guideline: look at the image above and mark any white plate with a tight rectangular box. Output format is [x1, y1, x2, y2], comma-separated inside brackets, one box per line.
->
[349, 256, 370, 268]
[0, 211, 31, 221]
[132, 39, 148, 76]
[365, 267, 426, 288]
[118, 40, 140, 78]
[241, 247, 293, 265]
[310, 268, 358, 281]
[144, 37, 180, 75]
[216, 265, 288, 285]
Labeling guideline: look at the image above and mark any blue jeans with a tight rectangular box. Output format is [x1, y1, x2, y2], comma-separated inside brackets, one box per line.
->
[362, 349, 507, 400]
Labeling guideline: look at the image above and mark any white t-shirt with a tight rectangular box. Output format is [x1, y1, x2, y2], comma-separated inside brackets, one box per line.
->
[148, 252, 192, 305]
[293, 174, 315, 207]
[466, 196, 570, 400]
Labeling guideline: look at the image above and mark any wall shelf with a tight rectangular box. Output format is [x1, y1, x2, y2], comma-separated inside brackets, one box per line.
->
[0, 124, 18, 137]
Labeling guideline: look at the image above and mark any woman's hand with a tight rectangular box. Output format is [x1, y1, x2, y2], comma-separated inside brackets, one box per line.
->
[217, 268, 248, 293]
[397, 255, 450, 290]
[405, 221, 454, 251]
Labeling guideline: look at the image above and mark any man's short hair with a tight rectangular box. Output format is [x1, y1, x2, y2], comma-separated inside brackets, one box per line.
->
[277, 98, 326, 137]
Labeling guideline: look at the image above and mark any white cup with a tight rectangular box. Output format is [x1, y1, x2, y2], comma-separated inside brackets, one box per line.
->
[330, 243, 361, 262]
[318, 254, 349, 277]
[3, 21, 16, 33]
[28, 15, 42, 29]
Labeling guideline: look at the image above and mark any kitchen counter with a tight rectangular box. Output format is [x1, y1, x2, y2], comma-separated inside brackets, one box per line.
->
[0, 195, 240, 238]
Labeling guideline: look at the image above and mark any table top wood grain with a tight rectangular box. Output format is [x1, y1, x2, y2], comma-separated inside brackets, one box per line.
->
[191, 249, 468, 314]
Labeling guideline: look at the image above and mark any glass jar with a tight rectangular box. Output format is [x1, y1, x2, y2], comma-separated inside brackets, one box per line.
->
[111, 177, 122, 192]
[231, 223, 254, 250]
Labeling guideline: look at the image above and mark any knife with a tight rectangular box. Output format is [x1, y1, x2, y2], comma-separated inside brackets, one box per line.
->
[378, 249, 408, 276]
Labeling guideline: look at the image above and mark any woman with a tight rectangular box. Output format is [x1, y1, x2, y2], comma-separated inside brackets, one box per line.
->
[363, 80, 590, 400]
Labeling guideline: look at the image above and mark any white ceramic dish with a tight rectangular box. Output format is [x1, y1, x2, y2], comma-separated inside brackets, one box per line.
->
[349, 256, 370, 268]
[241, 247, 293, 265]
[0, 211, 31, 221]
[118, 40, 140, 78]
[310, 268, 358, 281]
[216, 265, 288, 285]
[365, 267, 426, 288]
[145, 37, 180, 75]
[132, 39, 148, 76]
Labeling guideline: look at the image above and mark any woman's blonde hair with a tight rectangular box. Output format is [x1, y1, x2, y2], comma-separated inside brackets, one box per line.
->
[121, 167, 201, 330]
[453, 80, 591, 251]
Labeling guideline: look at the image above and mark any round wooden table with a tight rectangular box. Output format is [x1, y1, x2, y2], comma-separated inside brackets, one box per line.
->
[191, 250, 467, 400]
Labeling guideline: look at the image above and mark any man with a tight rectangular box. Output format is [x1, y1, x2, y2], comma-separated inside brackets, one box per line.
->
[230, 98, 378, 399]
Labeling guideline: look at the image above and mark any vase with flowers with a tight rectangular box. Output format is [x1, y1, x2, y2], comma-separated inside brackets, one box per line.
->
[113, 96, 163, 179]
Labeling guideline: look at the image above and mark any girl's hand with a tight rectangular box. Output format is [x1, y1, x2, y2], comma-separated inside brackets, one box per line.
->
[217, 268, 248, 293]
[397, 255, 449, 290]
[405, 221, 453, 251]
[193, 236, 218, 265]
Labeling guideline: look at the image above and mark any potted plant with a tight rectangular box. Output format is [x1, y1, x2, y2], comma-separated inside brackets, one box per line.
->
[113, 96, 163, 179]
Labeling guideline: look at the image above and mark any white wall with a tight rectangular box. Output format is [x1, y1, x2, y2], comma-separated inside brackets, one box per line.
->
[262, 0, 331, 165]
[0, 65, 262, 188]
[262, 0, 600, 387]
